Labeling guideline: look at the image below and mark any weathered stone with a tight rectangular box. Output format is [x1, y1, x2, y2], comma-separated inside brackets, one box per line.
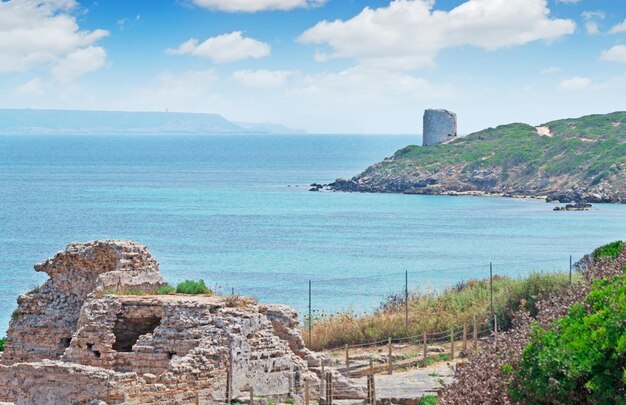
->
[423, 109, 457, 147]
[0, 240, 364, 404]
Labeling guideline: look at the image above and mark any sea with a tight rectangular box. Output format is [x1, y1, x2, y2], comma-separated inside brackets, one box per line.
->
[1, 134, 625, 333]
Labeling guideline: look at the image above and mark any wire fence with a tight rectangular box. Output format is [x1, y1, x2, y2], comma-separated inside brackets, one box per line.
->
[219, 256, 575, 353]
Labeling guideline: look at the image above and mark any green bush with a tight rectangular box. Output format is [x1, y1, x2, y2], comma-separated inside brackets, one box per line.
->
[592, 241, 624, 259]
[510, 273, 626, 404]
[157, 285, 176, 295]
[418, 395, 438, 405]
[0, 337, 5, 351]
[176, 279, 211, 295]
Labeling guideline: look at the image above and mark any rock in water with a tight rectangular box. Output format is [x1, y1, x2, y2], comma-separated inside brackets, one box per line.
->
[0, 240, 365, 404]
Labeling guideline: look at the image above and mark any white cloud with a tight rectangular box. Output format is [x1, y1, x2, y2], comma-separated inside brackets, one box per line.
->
[167, 32, 270, 63]
[0, 0, 109, 75]
[541, 66, 563, 74]
[582, 11, 604, 35]
[118, 70, 223, 113]
[610, 19, 626, 34]
[51, 46, 107, 81]
[585, 21, 599, 35]
[299, 0, 576, 70]
[288, 65, 458, 101]
[13, 78, 45, 97]
[118, 15, 141, 31]
[191, 0, 324, 12]
[581, 11, 605, 21]
[557, 76, 591, 91]
[232, 69, 293, 88]
[600, 45, 626, 64]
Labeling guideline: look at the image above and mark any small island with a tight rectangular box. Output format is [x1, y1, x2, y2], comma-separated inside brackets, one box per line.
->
[329, 111, 626, 204]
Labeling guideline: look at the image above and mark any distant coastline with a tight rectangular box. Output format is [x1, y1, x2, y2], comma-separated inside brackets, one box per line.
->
[0, 108, 307, 135]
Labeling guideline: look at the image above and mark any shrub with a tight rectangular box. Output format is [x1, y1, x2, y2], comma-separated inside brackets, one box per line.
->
[510, 273, 626, 404]
[592, 240, 624, 259]
[157, 285, 176, 295]
[419, 396, 438, 405]
[0, 337, 5, 351]
[176, 280, 211, 295]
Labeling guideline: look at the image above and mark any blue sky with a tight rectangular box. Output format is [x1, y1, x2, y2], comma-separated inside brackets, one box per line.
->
[1, 0, 625, 134]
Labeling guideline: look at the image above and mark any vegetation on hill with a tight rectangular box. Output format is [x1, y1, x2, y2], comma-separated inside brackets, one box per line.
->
[440, 241, 626, 404]
[511, 271, 626, 403]
[331, 112, 626, 203]
[306, 272, 573, 351]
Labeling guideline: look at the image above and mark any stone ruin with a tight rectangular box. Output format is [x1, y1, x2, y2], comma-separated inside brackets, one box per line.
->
[0, 240, 364, 404]
[423, 109, 457, 146]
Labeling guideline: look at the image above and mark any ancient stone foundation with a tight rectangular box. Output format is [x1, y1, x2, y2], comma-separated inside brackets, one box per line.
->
[423, 109, 457, 146]
[0, 240, 364, 404]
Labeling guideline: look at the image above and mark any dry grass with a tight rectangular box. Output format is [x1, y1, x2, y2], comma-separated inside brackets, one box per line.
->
[304, 272, 573, 351]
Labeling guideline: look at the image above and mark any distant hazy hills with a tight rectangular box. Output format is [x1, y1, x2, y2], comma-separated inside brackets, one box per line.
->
[0, 109, 307, 135]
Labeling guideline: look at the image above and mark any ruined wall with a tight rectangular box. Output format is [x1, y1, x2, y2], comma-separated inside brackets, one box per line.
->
[2, 240, 165, 364]
[0, 240, 365, 404]
[423, 109, 457, 146]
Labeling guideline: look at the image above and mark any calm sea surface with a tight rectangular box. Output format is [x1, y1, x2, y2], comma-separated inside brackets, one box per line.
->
[1, 134, 625, 333]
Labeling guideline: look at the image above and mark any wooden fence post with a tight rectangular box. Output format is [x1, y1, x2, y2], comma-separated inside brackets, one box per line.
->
[473, 318, 478, 353]
[345, 344, 350, 378]
[387, 337, 393, 375]
[325, 372, 333, 405]
[304, 380, 309, 405]
[320, 363, 325, 401]
[249, 387, 254, 405]
[226, 364, 232, 405]
[423, 330, 428, 364]
[462, 322, 467, 352]
[450, 327, 455, 360]
[195, 392, 200, 405]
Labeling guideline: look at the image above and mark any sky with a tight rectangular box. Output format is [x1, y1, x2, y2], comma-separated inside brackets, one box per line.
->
[1, 0, 625, 134]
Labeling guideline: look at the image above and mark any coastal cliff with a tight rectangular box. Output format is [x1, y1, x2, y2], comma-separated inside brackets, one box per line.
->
[330, 112, 626, 203]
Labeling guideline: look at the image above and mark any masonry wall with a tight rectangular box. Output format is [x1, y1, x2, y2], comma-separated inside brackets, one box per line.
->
[423, 109, 457, 146]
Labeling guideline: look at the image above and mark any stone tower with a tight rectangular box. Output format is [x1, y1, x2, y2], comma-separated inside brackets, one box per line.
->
[423, 109, 457, 146]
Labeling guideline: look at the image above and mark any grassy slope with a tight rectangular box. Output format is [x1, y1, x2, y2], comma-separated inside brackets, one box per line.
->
[306, 272, 573, 350]
[356, 112, 626, 198]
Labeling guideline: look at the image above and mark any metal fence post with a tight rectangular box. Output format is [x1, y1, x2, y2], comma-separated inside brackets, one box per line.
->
[569, 255, 573, 284]
[405, 270, 409, 334]
[308, 280, 312, 347]
[489, 262, 494, 334]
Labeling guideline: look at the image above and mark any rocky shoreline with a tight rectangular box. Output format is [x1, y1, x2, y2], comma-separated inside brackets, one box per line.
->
[327, 175, 623, 204]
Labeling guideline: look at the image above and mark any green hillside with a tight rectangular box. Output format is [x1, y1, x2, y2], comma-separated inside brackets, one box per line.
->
[331, 112, 626, 203]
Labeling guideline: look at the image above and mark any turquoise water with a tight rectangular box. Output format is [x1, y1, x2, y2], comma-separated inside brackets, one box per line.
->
[1, 134, 625, 332]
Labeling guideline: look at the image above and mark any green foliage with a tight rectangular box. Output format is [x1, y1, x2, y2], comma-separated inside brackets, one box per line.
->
[510, 273, 626, 404]
[176, 279, 211, 295]
[10, 310, 19, 321]
[101, 288, 147, 296]
[501, 363, 513, 377]
[157, 284, 176, 295]
[0, 337, 5, 351]
[418, 395, 438, 405]
[592, 241, 624, 259]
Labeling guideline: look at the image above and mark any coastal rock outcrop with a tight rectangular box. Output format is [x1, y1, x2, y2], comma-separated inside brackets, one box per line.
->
[329, 112, 626, 204]
[0, 240, 364, 404]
